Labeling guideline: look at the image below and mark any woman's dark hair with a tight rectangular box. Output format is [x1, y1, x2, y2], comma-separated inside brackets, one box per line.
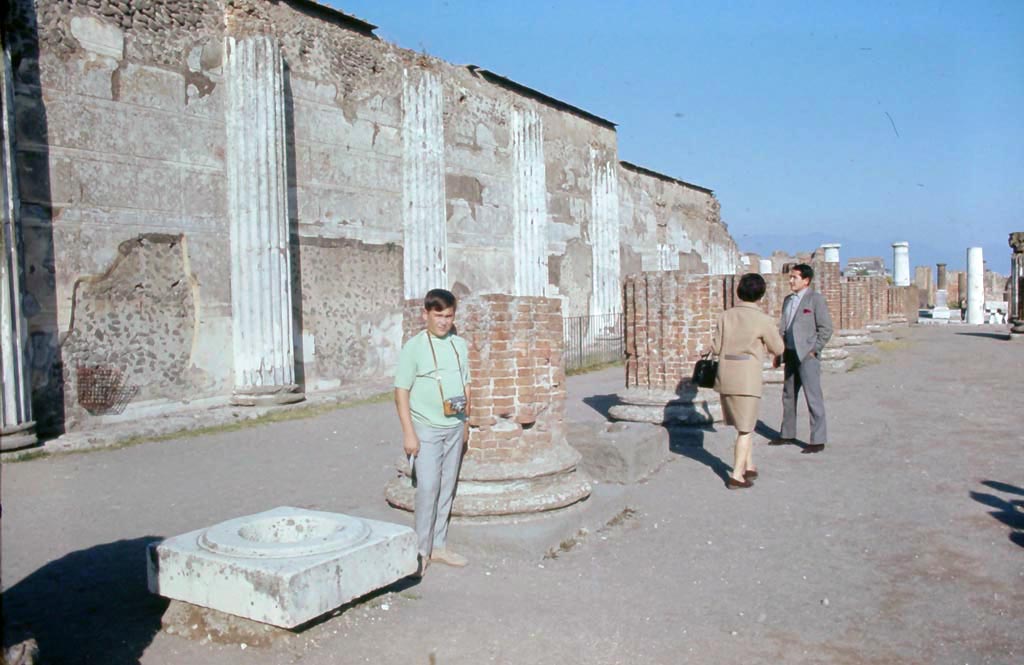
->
[737, 273, 767, 302]
[424, 288, 457, 312]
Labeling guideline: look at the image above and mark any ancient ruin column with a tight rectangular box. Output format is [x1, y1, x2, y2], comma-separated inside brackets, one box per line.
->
[966, 247, 985, 324]
[892, 241, 910, 286]
[402, 69, 446, 298]
[225, 35, 303, 406]
[758, 258, 773, 274]
[386, 296, 591, 517]
[511, 107, 547, 296]
[589, 150, 620, 318]
[0, 46, 36, 450]
[933, 262, 950, 320]
[822, 243, 841, 264]
[1009, 232, 1024, 338]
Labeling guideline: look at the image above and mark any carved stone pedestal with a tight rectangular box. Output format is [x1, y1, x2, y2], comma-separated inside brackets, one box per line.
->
[608, 385, 722, 425]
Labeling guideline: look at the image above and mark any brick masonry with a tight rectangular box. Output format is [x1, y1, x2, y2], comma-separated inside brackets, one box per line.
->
[402, 295, 566, 465]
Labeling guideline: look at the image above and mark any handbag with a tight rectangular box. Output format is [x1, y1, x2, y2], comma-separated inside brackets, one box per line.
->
[691, 351, 718, 389]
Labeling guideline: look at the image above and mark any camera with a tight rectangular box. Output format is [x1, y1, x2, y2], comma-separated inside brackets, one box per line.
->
[443, 395, 467, 416]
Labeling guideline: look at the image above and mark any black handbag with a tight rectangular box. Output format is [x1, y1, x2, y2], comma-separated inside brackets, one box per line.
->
[691, 351, 718, 389]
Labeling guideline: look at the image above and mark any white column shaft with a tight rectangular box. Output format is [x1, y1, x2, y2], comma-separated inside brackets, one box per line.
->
[511, 108, 547, 296]
[1, 45, 34, 436]
[822, 243, 841, 264]
[966, 247, 985, 324]
[401, 70, 446, 299]
[758, 259, 773, 274]
[892, 242, 910, 286]
[589, 151, 620, 317]
[226, 35, 296, 391]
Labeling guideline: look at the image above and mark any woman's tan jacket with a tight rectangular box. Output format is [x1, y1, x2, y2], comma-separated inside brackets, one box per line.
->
[711, 302, 786, 397]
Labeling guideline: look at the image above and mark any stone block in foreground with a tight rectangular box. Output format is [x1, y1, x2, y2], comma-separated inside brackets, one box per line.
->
[147, 507, 416, 628]
[567, 421, 670, 484]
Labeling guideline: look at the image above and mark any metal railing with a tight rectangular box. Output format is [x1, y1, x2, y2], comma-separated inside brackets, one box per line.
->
[562, 312, 624, 372]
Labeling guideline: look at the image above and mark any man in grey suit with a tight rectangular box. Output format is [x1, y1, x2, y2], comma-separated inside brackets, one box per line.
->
[770, 263, 834, 453]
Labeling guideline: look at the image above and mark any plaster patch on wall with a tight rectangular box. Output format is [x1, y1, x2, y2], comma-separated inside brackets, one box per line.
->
[61, 234, 199, 421]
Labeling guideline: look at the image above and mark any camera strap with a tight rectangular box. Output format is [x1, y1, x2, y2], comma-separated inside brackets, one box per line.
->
[426, 333, 465, 404]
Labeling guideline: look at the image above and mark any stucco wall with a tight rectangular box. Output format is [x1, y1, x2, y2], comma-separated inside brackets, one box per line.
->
[618, 162, 739, 276]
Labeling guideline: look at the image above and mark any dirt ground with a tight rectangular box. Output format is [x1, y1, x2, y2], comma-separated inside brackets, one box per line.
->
[2, 324, 1022, 665]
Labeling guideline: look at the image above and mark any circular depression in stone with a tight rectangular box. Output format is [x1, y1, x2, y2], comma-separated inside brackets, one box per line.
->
[199, 513, 371, 558]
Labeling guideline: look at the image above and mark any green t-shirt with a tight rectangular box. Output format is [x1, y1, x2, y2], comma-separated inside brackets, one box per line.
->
[394, 330, 470, 429]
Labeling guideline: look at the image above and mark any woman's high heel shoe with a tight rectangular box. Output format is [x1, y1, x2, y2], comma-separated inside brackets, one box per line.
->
[726, 476, 754, 489]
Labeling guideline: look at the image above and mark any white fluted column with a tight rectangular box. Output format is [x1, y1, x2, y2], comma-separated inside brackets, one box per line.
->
[589, 150, 620, 318]
[758, 259, 773, 274]
[225, 35, 302, 406]
[822, 243, 841, 264]
[892, 241, 910, 286]
[511, 107, 547, 296]
[401, 69, 446, 299]
[966, 247, 985, 324]
[1, 46, 36, 449]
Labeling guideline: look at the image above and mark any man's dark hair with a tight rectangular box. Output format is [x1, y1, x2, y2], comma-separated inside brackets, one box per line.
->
[737, 273, 767, 302]
[791, 263, 814, 282]
[424, 288, 457, 312]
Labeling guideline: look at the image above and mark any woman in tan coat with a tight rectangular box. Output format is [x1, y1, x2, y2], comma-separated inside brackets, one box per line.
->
[712, 273, 785, 489]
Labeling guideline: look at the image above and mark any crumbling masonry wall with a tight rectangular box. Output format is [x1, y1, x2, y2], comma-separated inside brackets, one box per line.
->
[6, 0, 742, 433]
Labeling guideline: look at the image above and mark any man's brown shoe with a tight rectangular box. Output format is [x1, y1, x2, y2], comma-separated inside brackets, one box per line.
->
[768, 438, 794, 446]
[430, 548, 469, 567]
[801, 444, 825, 454]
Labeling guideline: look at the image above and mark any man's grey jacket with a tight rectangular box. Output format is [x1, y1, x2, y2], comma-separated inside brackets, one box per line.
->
[780, 289, 834, 360]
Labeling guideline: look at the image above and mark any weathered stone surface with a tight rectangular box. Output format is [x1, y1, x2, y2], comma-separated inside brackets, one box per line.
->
[610, 386, 722, 425]
[147, 507, 416, 628]
[567, 421, 670, 484]
[69, 16, 124, 59]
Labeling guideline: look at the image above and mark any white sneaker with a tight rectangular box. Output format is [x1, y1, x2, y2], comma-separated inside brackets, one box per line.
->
[430, 548, 469, 567]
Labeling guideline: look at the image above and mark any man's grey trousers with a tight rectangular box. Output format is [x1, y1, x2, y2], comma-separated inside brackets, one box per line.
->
[412, 421, 464, 557]
[781, 349, 828, 445]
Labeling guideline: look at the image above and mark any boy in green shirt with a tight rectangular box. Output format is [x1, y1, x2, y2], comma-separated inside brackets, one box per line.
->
[394, 289, 471, 576]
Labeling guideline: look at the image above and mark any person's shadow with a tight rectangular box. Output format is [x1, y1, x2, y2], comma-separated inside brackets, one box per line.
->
[969, 480, 1024, 548]
[666, 424, 731, 482]
[2, 536, 168, 664]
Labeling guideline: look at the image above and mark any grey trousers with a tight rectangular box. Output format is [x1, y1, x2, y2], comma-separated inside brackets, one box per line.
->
[781, 349, 828, 444]
[412, 421, 464, 557]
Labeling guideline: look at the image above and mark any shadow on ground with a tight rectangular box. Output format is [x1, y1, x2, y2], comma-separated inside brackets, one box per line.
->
[582, 394, 618, 420]
[970, 480, 1024, 548]
[954, 332, 1010, 340]
[2, 536, 168, 665]
[665, 425, 732, 483]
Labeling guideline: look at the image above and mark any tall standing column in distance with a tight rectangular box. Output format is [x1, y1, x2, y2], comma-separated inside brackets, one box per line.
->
[933, 262, 950, 320]
[225, 35, 303, 406]
[966, 247, 985, 324]
[758, 258, 773, 274]
[1, 46, 36, 450]
[892, 242, 910, 286]
[822, 243, 841, 264]
[1008, 232, 1024, 338]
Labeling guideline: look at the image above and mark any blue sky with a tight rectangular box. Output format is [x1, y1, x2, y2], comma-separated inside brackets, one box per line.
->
[330, 1, 1023, 275]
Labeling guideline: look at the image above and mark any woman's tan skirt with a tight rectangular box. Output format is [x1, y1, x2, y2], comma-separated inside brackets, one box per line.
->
[721, 394, 761, 433]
